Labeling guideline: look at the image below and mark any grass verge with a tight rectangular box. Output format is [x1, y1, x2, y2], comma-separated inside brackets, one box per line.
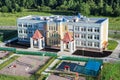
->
[36, 57, 56, 80]
[107, 40, 118, 50]
[0, 74, 30, 80]
[1, 52, 14, 60]
[109, 33, 120, 39]
[0, 12, 120, 31]
[100, 62, 120, 80]
[0, 56, 19, 70]
[36, 57, 56, 75]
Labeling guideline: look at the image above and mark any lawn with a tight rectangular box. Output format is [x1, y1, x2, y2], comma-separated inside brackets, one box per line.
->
[0, 12, 52, 26]
[0, 74, 30, 80]
[108, 33, 120, 39]
[109, 17, 120, 31]
[100, 62, 120, 80]
[0, 12, 120, 31]
[107, 40, 118, 50]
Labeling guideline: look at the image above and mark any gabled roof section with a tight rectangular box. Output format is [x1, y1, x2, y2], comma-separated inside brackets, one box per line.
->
[62, 32, 73, 43]
[32, 30, 43, 40]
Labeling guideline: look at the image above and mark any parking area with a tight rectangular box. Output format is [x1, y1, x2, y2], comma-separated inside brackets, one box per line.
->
[0, 55, 50, 77]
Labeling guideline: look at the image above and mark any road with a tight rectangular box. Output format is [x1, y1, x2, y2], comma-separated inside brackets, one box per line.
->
[0, 26, 17, 30]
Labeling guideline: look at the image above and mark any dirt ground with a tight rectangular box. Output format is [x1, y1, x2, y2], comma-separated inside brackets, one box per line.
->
[0, 55, 50, 77]
[0, 51, 10, 59]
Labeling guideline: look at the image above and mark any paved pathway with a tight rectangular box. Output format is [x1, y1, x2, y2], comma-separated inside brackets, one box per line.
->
[0, 54, 17, 64]
[0, 26, 17, 30]
[108, 38, 120, 58]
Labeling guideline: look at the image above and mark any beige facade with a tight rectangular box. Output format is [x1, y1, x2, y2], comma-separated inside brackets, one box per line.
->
[46, 22, 68, 47]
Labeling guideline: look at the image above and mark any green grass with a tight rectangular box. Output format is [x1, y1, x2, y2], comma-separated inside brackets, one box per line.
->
[100, 62, 120, 80]
[36, 57, 56, 75]
[0, 56, 19, 70]
[109, 17, 120, 31]
[109, 33, 120, 39]
[51, 60, 62, 70]
[0, 11, 120, 31]
[1, 52, 14, 60]
[0, 12, 52, 26]
[107, 40, 118, 50]
[0, 74, 30, 80]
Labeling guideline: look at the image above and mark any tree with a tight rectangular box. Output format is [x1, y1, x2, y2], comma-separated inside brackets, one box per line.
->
[79, 2, 90, 15]
[103, 4, 113, 16]
[113, 7, 120, 16]
[1, 6, 8, 12]
[48, 0, 57, 8]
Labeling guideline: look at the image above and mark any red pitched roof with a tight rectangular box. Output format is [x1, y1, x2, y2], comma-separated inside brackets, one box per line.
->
[62, 32, 73, 43]
[32, 30, 43, 40]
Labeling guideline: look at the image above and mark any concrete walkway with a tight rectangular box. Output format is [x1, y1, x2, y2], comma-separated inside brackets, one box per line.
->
[0, 54, 17, 64]
[108, 38, 120, 58]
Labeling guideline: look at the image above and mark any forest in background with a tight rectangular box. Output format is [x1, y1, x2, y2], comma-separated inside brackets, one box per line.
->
[0, 0, 120, 16]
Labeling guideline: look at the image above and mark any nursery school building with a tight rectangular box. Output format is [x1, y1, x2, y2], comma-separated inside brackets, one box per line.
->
[17, 13, 108, 52]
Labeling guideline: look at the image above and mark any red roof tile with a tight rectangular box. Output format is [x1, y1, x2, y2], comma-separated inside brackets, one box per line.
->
[62, 32, 73, 43]
[32, 30, 43, 40]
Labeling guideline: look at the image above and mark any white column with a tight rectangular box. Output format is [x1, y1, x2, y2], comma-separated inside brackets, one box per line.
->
[38, 39, 42, 50]
[42, 38, 45, 48]
[30, 38, 33, 48]
[60, 41, 64, 52]
[69, 41, 73, 53]
[64, 43, 66, 49]
[73, 40, 76, 51]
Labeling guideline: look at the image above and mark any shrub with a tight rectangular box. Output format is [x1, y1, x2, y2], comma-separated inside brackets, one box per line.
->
[37, 6, 51, 11]
[1, 6, 9, 12]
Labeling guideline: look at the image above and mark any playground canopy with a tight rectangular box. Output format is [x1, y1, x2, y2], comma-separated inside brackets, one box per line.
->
[85, 60, 101, 72]
[84, 60, 101, 76]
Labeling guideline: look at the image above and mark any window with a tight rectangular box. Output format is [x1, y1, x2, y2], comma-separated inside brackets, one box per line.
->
[88, 41, 92, 47]
[94, 42, 99, 47]
[18, 24, 22, 27]
[34, 24, 38, 28]
[75, 26, 79, 31]
[29, 31, 32, 34]
[81, 34, 86, 39]
[28, 24, 32, 28]
[24, 30, 27, 34]
[65, 26, 67, 30]
[81, 41, 86, 46]
[19, 30, 22, 33]
[88, 34, 93, 39]
[94, 28, 99, 32]
[75, 33, 80, 38]
[88, 28, 93, 32]
[94, 35, 99, 40]
[81, 27, 86, 31]
[49, 40, 52, 45]
[23, 24, 27, 27]
[49, 26, 51, 30]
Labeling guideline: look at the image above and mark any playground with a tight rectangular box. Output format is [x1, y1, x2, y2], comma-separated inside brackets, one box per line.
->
[57, 60, 102, 76]
[0, 55, 50, 77]
[0, 51, 11, 59]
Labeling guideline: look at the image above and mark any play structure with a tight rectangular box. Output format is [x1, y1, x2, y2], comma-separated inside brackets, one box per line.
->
[57, 60, 102, 76]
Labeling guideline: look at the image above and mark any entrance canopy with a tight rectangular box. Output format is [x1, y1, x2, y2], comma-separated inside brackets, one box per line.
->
[32, 30, 43, 40]
[62, 32, 73, 43]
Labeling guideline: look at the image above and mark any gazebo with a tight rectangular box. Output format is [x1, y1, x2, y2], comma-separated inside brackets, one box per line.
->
[60, 32, 76, 53]
[30, 30, 45, 50]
